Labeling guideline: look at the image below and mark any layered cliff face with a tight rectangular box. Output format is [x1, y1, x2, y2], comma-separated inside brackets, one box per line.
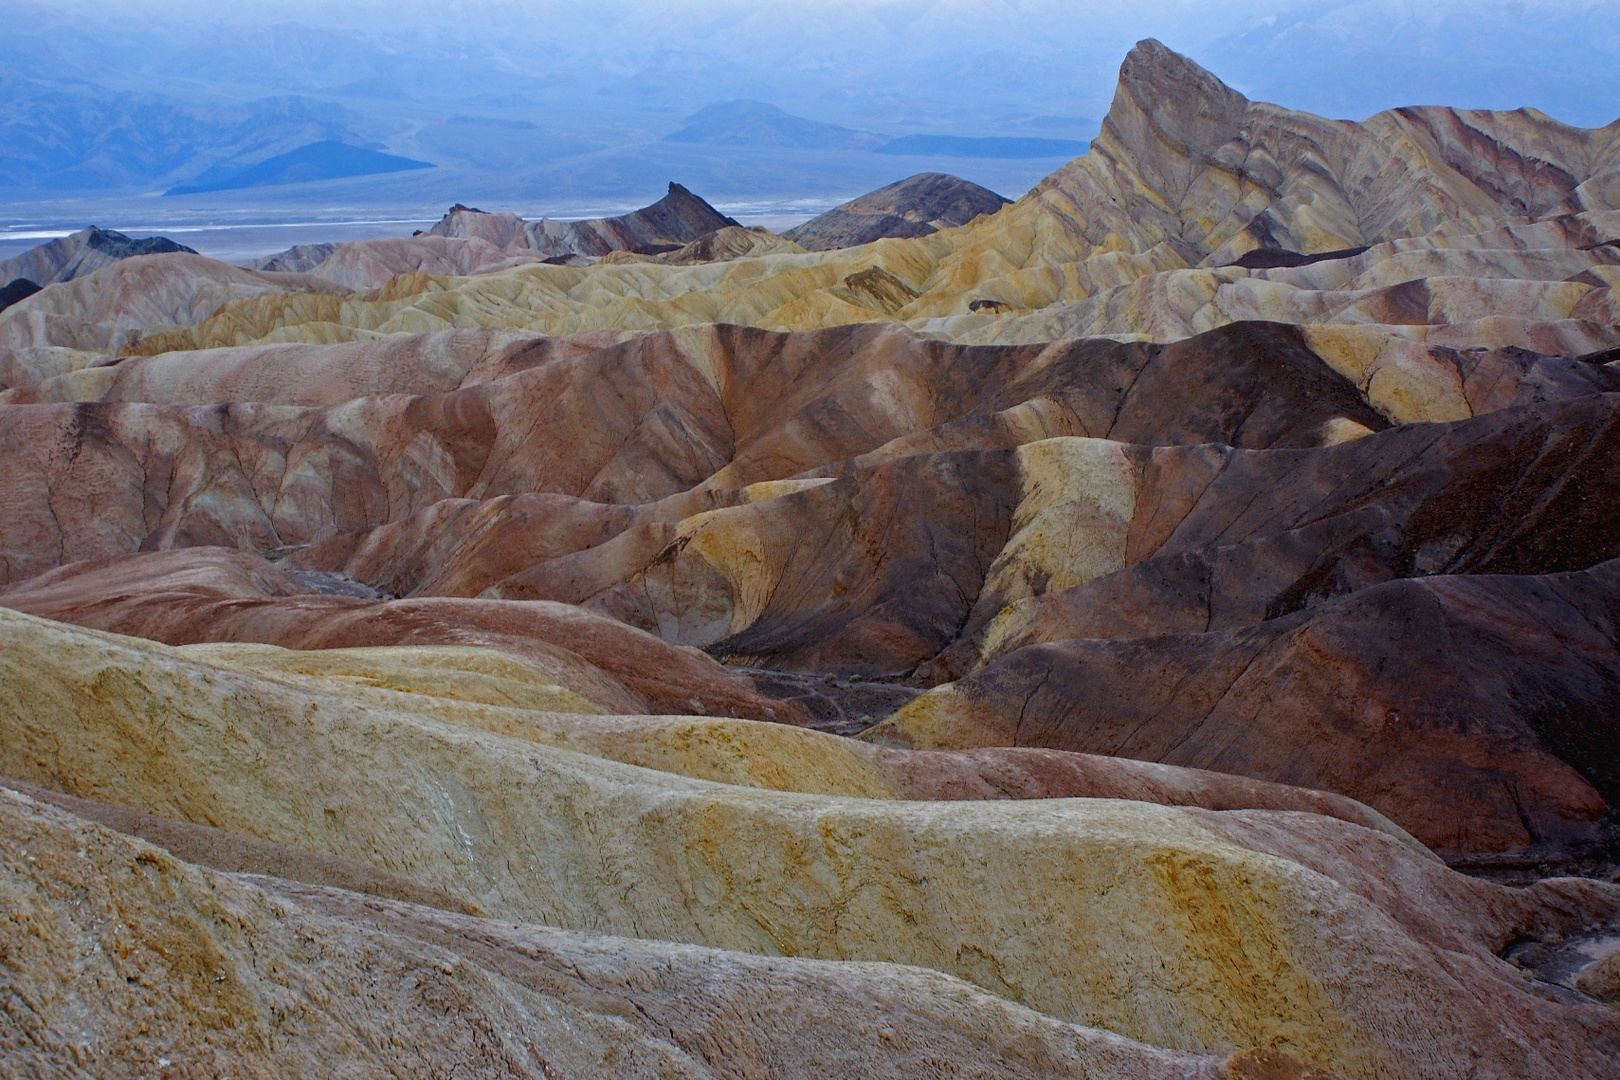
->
[2, 40, 1620, 1080]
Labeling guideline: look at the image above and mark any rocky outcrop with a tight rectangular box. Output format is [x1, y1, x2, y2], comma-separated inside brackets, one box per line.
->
[874, 559, 1620, 866]
[430, 183, 739, 258]
[0, 327, 628, 407]
[0, 278, 41, 313]
[0, 546, 1420, 839]
[0, 226, 196, 287]
[0, 547, 802, 724]
[0, 253, 349, 390]
[629, 224, 806, 264]
[0, 318, 1615, 866]
[0, 321, 1391, 588]
[247, 241, 336, 273]
[73, 40, 1616, 358]
[784, 172, 1011, 250]
[241, 185, 743, 292]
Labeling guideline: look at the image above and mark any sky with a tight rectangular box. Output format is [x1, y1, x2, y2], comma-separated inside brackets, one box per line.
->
[2, 0, 1617, 241]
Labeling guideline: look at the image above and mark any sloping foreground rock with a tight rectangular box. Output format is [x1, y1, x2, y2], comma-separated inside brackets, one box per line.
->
[0, 328, 1615, 864]
[4, 787, 1300, 1080]
[0, 547, 802, 724]
[2, 607, 1619, 1078]
[0, 253, 350, 391]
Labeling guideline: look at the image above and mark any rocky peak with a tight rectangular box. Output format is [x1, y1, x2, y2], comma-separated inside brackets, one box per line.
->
[1105, 40, 1251, 181]
[786, 173, 1010, 251]
[0, 226, 197, 288]
[429, 204, 526, 247]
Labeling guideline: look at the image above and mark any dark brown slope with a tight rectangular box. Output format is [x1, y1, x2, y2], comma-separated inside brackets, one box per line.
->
[0, 226, 197, 287]
[591, 181, 741, 252]
[872, 559, 1620, 868]
[600, 394, 1620, 678]
[960, 392, 1620, 674]
[784, 173, 1011, 250]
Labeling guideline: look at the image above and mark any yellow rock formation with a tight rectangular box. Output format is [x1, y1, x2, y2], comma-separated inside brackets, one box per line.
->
[3, 605, 1617, 1076]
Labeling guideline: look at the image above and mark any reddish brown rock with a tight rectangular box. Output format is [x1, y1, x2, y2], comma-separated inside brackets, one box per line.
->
[0, 327, 629, 407]
[0, 547, 804, 724]
[0, 320, 1397, 589]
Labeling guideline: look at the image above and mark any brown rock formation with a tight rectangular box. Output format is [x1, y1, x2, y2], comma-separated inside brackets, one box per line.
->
[4, 608, 1620, 1078]
[0, 253, 349, 390]
[0, 226, 196, 287]
[0, 321, 1395, 588]
[0, 547, 802, 723]
[784, 172, 1011, 250]
[5, 787, 1279, 1080]
[874, 559, 1620, 864]
[244, 184, 743, 291]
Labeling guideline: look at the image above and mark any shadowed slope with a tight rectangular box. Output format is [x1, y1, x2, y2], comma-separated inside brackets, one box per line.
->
[784, 173, 1011, 251]
[875, 559, 1620, 865]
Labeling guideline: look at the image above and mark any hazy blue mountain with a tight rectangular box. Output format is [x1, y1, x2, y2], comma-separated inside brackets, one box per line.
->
[0, 69, 363, 192]
[876, 136, 1090, 159]
[666, 101, 887, 151]
[164, 141, 433, 195]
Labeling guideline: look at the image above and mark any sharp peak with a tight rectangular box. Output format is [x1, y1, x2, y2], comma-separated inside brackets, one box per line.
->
[1117, 38, 1248, 107]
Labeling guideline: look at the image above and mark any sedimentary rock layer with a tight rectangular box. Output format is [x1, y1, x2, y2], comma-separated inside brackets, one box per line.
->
[10, 40, 1605, 365]
[873, 559, 1620, 862]
[7, 787, 1291, 1080]
[0, 320, 1615, 863]
[0, 226, 196, 287]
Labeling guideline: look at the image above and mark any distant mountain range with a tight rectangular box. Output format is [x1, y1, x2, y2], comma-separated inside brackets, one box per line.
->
[0, 70, 364, 193]
[665, 100, 1089, 161]
[665, 101, 888, 152]
[164, 141, 433, 196]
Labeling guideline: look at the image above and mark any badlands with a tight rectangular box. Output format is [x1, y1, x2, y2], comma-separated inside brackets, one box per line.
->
[3, 38, 1620, 1079]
